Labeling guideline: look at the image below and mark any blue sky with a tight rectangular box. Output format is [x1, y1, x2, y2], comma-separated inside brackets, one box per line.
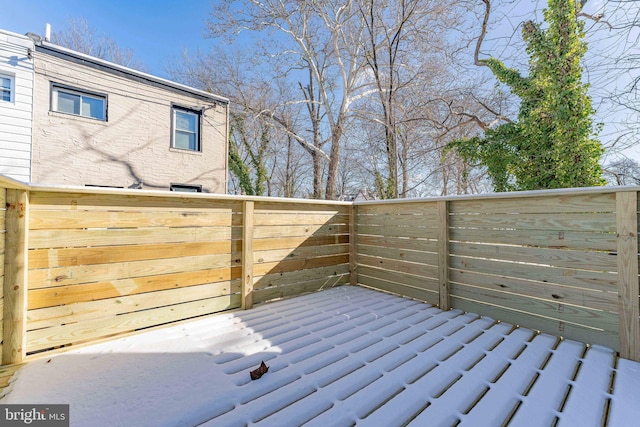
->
[2, 0, 637, 163]
[1, 0, 216, 77]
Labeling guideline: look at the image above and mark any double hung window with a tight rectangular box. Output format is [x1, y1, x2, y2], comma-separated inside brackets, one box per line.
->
[0, 75, 13, 102]
[172, 107, 201, 152]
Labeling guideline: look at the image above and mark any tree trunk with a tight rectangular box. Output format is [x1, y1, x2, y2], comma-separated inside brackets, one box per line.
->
[325, 125, 343, 200]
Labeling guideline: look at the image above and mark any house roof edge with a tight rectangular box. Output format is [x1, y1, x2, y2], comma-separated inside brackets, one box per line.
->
[32, 39, 229, 105]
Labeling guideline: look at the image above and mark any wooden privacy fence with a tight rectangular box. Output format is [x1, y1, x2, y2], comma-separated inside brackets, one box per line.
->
[0, 176, 350, 365]
[354, 188, 640, 361]
[2, 175, 639, 365]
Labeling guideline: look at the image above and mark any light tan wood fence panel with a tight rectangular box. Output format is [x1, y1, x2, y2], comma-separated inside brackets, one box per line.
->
[355, 202, 440, 305]
[251, 202, 351, 304]
[25, 191, 244, 354]
[0, 188, 6, 357]
[448, 192, 621, 350]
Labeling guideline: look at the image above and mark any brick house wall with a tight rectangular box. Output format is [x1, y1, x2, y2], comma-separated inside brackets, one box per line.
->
[30, 42, 228, 193]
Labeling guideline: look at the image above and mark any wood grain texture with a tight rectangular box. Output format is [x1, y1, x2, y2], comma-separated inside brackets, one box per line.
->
[26, 294, 241, 352]
[4, 181, 640, 365]
[28, 240, 241, 269]
[3, 189, 28, 364]
[355, 191, 635, 358]
[616, 191, 640, 360]
[242, 201, 254, 310]
[350, 205, 357, 286]
[27, 266, 242, 309]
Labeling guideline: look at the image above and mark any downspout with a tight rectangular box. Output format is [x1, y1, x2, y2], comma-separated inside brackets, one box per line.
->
[224, 101, 230, 194]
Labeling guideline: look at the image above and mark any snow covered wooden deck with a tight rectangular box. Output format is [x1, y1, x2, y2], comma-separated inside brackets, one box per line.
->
[2, 285, 639, 426]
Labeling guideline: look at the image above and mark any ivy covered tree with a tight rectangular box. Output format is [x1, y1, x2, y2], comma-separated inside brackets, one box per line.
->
[228, 113, 269, 196]
[448, 0, 605, 191]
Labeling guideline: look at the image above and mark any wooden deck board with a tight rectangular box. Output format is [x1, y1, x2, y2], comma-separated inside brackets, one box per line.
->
[0, 285, 637, 426]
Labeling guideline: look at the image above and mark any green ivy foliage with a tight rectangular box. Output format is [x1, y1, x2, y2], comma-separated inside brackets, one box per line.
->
[448, 0, 605, 191]
[228, 114, 268, 196]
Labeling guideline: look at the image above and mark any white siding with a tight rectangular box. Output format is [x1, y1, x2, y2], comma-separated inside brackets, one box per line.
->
[0, 30, 33, 182]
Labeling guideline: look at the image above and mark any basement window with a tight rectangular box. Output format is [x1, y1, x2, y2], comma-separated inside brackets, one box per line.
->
[170, 183, 202, 192]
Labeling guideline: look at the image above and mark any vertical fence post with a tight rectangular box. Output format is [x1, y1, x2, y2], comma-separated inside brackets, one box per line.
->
[438, 200, 451, 311]
[616, 191, 640, 361]
[3, 189, 29, 365]
[241, 200, 255, 310]
[349, 205, 358, 286]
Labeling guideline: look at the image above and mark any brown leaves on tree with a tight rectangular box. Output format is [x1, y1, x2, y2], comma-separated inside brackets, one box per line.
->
[250, 361, 269, 380]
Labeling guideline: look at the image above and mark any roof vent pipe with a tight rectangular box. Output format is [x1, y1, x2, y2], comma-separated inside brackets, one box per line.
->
[45, 23, 51, 42]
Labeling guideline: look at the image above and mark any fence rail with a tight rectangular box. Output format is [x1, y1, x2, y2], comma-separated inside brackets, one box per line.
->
[2, 175, 639, 364]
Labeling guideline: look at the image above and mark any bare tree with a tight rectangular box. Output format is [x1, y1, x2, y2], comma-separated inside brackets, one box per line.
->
[208, 0, 370, 200]
[168, 45, 315, 197]
[605, 158, 640, 185]
[51, 17, 146, 71]
[356, 0, 476, 198]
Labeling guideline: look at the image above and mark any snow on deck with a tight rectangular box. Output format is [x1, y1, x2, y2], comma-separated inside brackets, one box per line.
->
[2, 285, 638, 426]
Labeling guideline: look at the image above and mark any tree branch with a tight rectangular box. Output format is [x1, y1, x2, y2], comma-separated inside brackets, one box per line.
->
[474, 0, 491, 66]
[577, 12, 613, 30]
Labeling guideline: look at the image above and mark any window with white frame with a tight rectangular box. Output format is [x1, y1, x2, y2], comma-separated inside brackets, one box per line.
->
[51, 84, 107, 120]
[172, 106, 201, 151]
[0, 74, 13, 102]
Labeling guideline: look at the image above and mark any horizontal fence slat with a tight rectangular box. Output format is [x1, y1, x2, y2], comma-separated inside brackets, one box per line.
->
[357, 203, 438, 216]
[254, 244, 349, 264]
[357, 265, 439, 290]
[29, 209, 240, 230]
[356, 224, 439, 239]
[28, 241, 241, 269]
[451, 242, 617, 273]
[357, 275, 439, 305]
[28, 253, 241, 289]
[29, 191, 244, 212]
[449, 212, 616, 233]
[449, 192, 616, 215]
[254, 264, 350, 291]
[356, 235, 438, 252]
[27, 280, 241, 330]
[357, 254, 439, 278]
[357, 244, 439, 266]
[451, 283, 619, 334]
[451, 296, 619, 350]
[28, 266, 242, 309]
[29, 227, 240, 249]
[253, 254, 349, 277]
[449, 269, 618, 313]
[449, 256, 618, 292]
[450, 228, 617, 252]
[26, 294, 242, 353]
[253, 212, 349, 226]
[253, 224, 349, 239]
[253, 276, 348, 305]
[356, 213, 440, 228]
[252, 235, 349, 251]
[253, 202, 350, 214]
